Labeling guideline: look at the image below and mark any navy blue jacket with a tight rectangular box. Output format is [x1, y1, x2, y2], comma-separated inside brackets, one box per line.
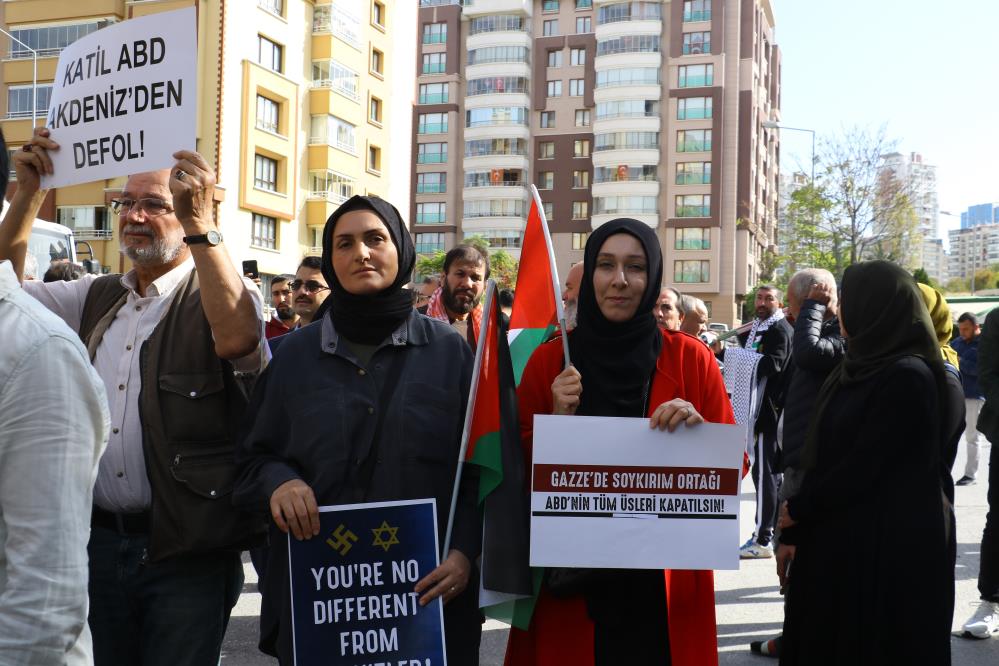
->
[950, 335, 982, 399]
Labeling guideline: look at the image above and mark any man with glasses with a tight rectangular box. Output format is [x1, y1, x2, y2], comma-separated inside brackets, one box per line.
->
[0, 127, 267, 666]
[290, 255, 329, 328]
[266, 274, 298, 340]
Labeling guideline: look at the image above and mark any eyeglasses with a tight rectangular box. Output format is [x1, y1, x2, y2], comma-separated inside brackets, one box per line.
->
[289, 279, 330, 294]
[109, 198, 173, 217]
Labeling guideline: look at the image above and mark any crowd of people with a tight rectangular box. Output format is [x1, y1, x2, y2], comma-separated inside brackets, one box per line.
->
[0, 124, 996, 666]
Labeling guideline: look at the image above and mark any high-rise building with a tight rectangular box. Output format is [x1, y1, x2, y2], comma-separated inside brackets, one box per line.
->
[882, 152, 938, 239]
[949, 224, 999, 285]
[411, 0, 781, 324]
[1, 0, 401, 282]
[959, 202, 999, 230]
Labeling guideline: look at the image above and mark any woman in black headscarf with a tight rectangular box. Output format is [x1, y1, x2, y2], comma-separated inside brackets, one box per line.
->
[777, 260, 953, 665]
[234, 196, 482, 665]
[505, 219, 735, 666]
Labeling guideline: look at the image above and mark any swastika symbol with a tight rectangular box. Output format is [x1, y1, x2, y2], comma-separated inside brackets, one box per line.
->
[326, 524, 358, 556]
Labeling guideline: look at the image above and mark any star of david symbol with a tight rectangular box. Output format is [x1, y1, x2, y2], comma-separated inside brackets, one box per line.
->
[371, 520, 400, 552]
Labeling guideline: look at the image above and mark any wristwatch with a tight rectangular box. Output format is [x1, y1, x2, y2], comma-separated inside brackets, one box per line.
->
[183, 229, 223, 246]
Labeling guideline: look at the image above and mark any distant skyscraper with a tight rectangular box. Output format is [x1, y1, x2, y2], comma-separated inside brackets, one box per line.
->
[882, 151, 939, 239]
[960, 202, 999, 230]
[411, 0, 782, 324]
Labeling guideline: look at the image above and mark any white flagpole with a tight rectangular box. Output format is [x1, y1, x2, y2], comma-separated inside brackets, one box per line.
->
[442, 280, 497, 557]
[529, 184, 571, 368]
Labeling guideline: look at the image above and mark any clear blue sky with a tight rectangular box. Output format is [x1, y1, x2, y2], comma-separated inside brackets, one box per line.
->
[774, 0, 999, 238]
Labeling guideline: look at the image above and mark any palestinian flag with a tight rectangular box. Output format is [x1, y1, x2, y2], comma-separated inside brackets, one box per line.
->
[508, 185, 564, 386]
[464, 282, 534, 614]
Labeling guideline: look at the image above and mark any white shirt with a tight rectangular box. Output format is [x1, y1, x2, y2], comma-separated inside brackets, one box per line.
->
[0, 261, 110, 665]
[23, 258, 267, 512]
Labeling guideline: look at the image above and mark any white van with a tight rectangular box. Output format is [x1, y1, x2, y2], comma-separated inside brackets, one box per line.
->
[0, 200, 78, 274]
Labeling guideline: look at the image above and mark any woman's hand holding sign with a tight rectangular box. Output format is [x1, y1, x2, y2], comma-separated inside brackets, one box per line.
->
[414, 549, 471, 606]
[650, 399, 704, 432]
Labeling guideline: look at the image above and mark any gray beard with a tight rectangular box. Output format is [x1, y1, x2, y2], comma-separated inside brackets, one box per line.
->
[563, 300, 578, 330]
[120, 227, 184, 267]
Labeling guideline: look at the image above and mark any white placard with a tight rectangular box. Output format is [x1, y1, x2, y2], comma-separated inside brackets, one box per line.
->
[41, 7, 197, 189]
[530, 415, 744, 571]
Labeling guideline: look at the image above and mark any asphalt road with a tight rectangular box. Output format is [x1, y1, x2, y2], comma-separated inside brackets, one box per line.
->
[222, 438, 999, 665]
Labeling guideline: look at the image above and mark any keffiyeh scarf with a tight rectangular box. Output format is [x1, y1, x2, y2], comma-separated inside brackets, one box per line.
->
[745, 309, 786, 351]
[424, 286, 482, 341]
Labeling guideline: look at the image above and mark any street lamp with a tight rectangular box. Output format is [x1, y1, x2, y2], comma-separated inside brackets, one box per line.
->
[0, 29, 39, 127]
[762, 121, 815, 184]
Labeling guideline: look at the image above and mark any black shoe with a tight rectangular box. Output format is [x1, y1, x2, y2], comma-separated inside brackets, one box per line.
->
[956, 475, 976, 486]
[750, 635, 782, 658]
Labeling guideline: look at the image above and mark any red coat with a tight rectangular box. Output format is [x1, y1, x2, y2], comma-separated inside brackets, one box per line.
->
[505, 329, 736, 666]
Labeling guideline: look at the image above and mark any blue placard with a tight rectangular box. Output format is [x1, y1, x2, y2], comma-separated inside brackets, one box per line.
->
[288, 498, 447, 666]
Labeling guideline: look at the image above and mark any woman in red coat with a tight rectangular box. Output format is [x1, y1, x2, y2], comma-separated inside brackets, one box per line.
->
[505, 218, 735, 666]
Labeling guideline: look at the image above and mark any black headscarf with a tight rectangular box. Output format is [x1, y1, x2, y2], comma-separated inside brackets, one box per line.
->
[569, 218, 663, 417]
[315, 195, 415, 345]
[801, 260, 946, 469]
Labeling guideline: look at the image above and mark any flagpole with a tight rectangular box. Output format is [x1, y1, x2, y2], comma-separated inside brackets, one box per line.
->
[529, 185, 571, 368]
[443, 280, 496, 557]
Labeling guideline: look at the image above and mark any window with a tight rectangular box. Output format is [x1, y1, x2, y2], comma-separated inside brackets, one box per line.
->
[567, 49, 586, 69]
[465, 138, 528, 157]
[594, 164, 657, 182]
[8, 20, 110, 59]
[310, 114, 357, 153]
[547, 50, 563, 68]
[422, 22, 447, 44]
[573, 140, 591, 157]
[368, 145, 382, 173]
[419, 83, 449, 104]
[575, 109, 591, 126]
[569, 79, 585, 97]
[258, 35, 282, 72]
[465, 107, 528, 127]
[416, 173, 446, 194]
[543, 0, 560, 10]
[422, 52, 446, 74]
[465, 169, 525, 187]
[547, 80, 563, 97]
[463, 199, 526, 218]
[677, 96, 712, 120]
[543, 202, 554, 219]
[468, 46, 530, 65]
[467, 77, 528, 95]
[313, 4, 362, 47]
[596, 35, 660, 56]
[251, 214, 278, 250]
[676, 162, 711, 185]
[675, 194, 711, 217]
[469, 15, 525, 35]
[540, 111, 556, 128]
[572, 232, 589, 249]
[572, 170, 590, 188]
[369, 96, 382, 124]
[543, 20, 559, 36]
[258, 0, 282, 15]
[309, 170, 355, 201]
[676, 227, 711, 250]
[6, 85, 52, 119]
[538, 141, 555, 159]
[56, 206, 109, 232]
[594, 196, 657, 214]
[677, 129, 712, 152]
[682, 31, 710, 55]
[538, 171, 555, 189]
[596, 99, 659, 119]
[576, 17, 592, 33]
[597, 2, 662, 24]
[415, 202, 446, 224]
[418, 112, 448, 134]
[678, 64, 714, 87]
[474, 229, 523, 249]
[674, 260, 710, 283]
[371, 48, 384, 75]
[593, 131, 659, 151]
[683, 0, 712, 22]
[372, 1, 386, 27]
[254, 154, 278, 191]
[312, 60, 359, 100]
[415, 232, 445, 254]
[576, 0, 593, 7]
[417, 142, 448, 164]
[596, 67, 659, 88]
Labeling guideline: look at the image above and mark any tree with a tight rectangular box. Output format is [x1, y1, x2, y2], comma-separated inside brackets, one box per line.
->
[778, 182, 839, 279]
[912, 267, 933, 286]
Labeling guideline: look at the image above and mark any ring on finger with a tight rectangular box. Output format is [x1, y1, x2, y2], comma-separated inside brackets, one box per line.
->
[175, 169, 186, 180]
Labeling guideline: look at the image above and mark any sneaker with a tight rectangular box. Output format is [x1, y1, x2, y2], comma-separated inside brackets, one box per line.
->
[956, 475, 976, 486]
[750, 634, 782, 658]
[739, 538, 773, 559]
[962, 600, 999, 639]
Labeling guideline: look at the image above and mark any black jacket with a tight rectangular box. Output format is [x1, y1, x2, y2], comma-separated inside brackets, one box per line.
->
[739, 317, 793, 435]
[778, 301, 846, 471]
[233, 310, 481, 662]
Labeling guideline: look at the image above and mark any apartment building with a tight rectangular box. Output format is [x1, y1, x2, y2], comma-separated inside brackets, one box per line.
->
[949, 224, 999, 284]
[1, 0, 398, 281]
[412, 0, 781, 324]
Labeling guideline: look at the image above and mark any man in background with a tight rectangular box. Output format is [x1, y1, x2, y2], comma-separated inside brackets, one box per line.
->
[953, 312, 986, 486]
[290, 256, 329, 328]
[654, 287, 682, 331]
[562, 262, 583, 332]
[265, 274, 298, 340]
[421, 245, 488, 348]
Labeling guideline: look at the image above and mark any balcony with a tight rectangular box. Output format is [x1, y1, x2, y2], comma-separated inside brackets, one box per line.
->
[462, 0, 533, 18]
[311, 79, 359, 102]
[416, 184, 446, 195]
[675, 173, 711, 185]
[416, 241, 445, 254]
[415, 212, 447, 225]
[74, 229, 113, 241]
[417, 122, 448, 135]
[308, 190, 349, 204]
[682, 10, 712, 22]
[418, 93, 449, 105]
[676, 205, 711, 218]
[313, 4, 362, 49]
[416, 152, 448, 164]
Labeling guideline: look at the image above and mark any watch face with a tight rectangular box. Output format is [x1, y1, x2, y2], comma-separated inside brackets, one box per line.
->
[207, 230, 222, 245]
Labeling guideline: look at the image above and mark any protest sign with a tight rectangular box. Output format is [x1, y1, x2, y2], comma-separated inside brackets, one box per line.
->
[288, 499, 447, 666]
[530, 415, 744, 570]
[41, 7, 197, 189]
